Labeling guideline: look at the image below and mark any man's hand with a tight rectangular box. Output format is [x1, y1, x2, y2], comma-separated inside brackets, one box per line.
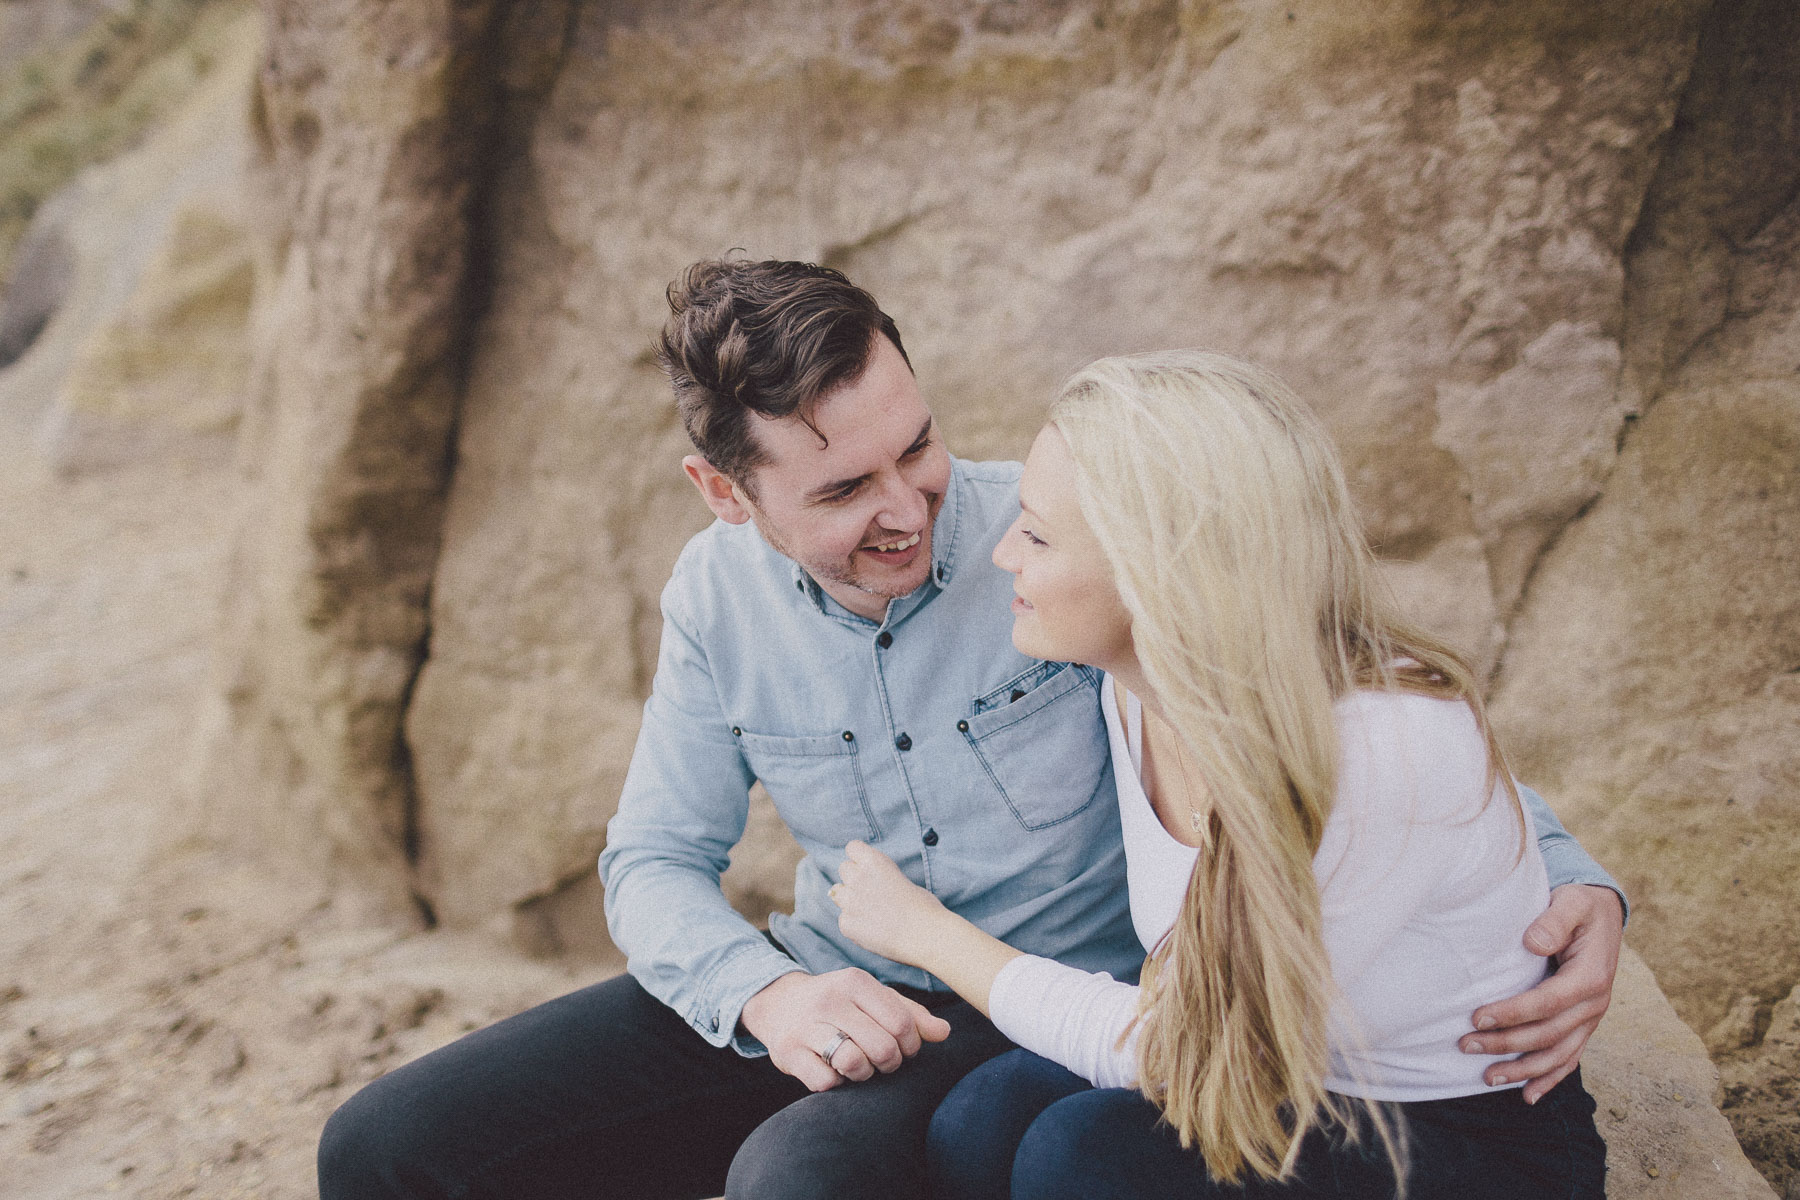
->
[739, 968, 950, 1093]
[832, 841, 954, 966]
[1460, 883, 1624, 1103]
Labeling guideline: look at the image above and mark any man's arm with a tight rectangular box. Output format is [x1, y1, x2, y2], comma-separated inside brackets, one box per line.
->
[1520, 783, 1628, 922]
[599, 591, 802, 1051]
[1457, 784, 1627, 1102]
[600, 583, 945, 1089]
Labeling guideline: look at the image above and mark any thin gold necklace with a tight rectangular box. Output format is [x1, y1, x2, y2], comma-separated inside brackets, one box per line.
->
[1146, 703, 1206, 835]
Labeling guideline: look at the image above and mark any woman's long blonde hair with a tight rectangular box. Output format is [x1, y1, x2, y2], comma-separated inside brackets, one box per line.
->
[1047, 350, 1519, 1184]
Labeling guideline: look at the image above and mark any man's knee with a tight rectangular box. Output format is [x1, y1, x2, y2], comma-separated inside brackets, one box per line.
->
[726, 1088, 925, 1200]
[317, 1070, 444, 1200]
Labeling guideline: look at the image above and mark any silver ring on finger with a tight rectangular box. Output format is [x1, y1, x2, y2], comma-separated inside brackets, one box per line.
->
[817, 1028, 853, 1070]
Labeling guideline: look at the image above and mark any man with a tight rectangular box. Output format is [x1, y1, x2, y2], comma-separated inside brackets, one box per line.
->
[318, 259, 1625, 1200]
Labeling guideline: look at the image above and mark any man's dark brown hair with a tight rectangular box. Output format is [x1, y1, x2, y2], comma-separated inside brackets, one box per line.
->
[656, 258, 911, 491]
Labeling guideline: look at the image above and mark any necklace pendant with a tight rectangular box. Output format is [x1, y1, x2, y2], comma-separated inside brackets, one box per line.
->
[1189, 809, 1205, 833]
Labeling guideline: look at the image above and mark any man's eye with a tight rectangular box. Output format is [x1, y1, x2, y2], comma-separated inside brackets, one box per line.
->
[826, 484, 862, 502]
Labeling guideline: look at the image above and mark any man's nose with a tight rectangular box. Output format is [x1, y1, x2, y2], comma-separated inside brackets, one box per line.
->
[874, 472, 929, 532]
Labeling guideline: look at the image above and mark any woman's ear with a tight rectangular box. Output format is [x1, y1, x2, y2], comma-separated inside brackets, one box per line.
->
[683, 455, 755, 524]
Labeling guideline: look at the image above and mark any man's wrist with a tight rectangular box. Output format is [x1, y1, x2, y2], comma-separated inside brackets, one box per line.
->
[1594, 882, 1625, 923]
[738, 969, 809, 1041]
[1558, 881, 1626, 925]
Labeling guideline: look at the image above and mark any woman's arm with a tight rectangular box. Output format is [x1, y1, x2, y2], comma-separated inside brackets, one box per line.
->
[831, 841, 1022, 1015]
[833, 841, 1146, 1087]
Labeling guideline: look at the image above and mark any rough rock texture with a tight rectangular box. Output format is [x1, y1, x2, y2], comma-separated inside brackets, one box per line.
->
[186, 0, 509, 922]
[0, 4, 259, 460]
[1588, 949, 1779, 1198]
[1489, 3, 1800, 1188]
[0, 0, 251, 283]
[0, 202, 75, 373]
[410, 0, 1706, 929]
[42, 203, 252, 473]
[31, 15, 257, 474]
[0, 0, 127, 71]
[1720, 982, 1800, 1198]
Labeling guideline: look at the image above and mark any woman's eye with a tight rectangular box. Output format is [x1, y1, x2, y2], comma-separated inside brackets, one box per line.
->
[1021, 528, 1046, 547]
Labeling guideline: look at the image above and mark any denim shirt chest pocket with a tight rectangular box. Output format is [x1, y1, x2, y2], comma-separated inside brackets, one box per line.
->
[734, 728, 880, 845]
[959, 661, 1109, 831]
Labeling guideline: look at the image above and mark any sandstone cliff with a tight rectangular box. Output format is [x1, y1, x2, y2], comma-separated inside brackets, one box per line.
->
[197, 1, 1798, 1188]
[1, 0, 1793, 1194]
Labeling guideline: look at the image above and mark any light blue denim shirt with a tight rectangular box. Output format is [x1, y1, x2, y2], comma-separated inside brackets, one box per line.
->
[600, 456, 1623, 1055]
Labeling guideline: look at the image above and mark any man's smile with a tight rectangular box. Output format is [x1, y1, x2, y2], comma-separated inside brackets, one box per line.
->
[858, 530, 925, 567]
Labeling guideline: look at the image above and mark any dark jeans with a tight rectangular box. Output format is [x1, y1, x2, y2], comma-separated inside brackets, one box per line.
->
[927, 1050, 1607, 1200]
[317, 972, 1016, 1200]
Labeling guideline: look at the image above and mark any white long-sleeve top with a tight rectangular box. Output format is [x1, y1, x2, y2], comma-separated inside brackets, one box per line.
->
[987, 678, 1550, 1102]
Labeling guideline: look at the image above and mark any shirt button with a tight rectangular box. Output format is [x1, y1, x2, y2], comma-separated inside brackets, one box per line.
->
[876, 631, 893, 648]
[894, 733, 912, 751]
[842, 730, 855, 743]
[731, 726, 741, 736]
[956, 720, 969, 733]
[922, 828, 939, 847]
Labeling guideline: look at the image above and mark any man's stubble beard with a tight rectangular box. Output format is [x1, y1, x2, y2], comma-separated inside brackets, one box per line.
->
[748, 510, 936, 605]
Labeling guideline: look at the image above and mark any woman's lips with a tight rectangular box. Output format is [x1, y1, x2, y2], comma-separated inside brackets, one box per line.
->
[1011, 595, 1033, 614]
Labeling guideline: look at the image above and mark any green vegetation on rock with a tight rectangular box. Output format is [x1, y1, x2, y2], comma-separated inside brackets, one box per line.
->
[0, 0, 254, 284]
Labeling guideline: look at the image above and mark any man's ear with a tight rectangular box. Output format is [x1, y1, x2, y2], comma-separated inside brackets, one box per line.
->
[683, 455, 754, 525]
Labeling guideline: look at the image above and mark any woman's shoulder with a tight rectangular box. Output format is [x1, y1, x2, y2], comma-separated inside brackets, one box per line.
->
[1332, 688, 1494, 824]
[1335, 687, 1482, 747]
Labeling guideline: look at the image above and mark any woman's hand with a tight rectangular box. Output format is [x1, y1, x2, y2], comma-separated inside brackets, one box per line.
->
[831, 841, 953, 968]
[832, 840, 1025, 1016]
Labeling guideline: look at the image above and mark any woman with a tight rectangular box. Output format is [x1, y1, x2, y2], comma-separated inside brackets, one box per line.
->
[829, 351, 1606, 1199]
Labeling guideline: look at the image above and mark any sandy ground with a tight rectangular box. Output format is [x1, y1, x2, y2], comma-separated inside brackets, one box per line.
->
[0, 451, 620, 1199]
